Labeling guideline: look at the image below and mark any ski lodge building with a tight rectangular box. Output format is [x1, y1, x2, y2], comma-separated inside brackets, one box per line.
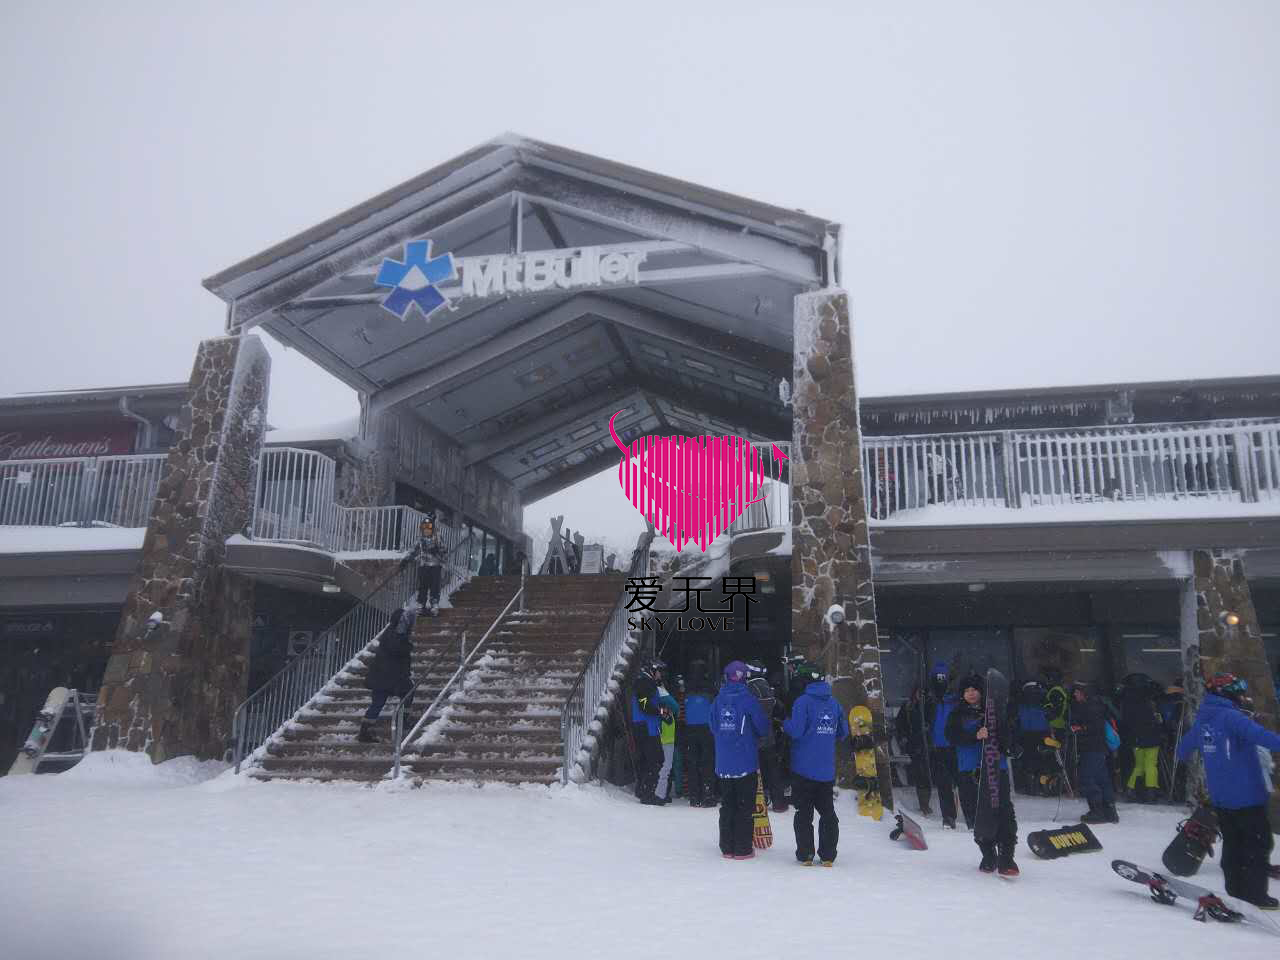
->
[1, 136, 1278, 792]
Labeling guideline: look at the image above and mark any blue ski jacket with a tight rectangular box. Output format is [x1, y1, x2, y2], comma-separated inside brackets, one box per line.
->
[947, 701, 1008, 773]
[1017, 703, 1049, 733]
[1177, 693, 1280, 809]
[783, 681, 851, 782]
[931, 693, 959, 748]
[684, 692, 713, 727]
[711, 681, 768, 777]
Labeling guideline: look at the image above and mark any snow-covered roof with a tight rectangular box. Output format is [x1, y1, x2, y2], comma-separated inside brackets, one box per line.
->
[0, 382, 188, 409]
[264, 416, 360, 446]
[0, 526, 146, 554]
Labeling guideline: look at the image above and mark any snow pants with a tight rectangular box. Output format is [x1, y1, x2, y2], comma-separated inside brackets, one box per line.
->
[416, 565, 441, 608]
[632, 725, 663, 800]
[684, 724, 715, 803]
[956, 770, 978, 829]
[971, 765, 1017, 859]
[719, 773, 757, 857]
[1078, 750, 1114, 809]
[930, 747, 961, 825]
[365, 688, 413, 722]
[791, 775, 839, 863]
[1127, 746, 1159, 790]
[656, 743, 675, 799]
[1217, 804, 1274, 905]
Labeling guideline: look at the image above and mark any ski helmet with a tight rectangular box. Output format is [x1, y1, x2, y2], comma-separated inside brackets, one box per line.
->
[746, 659, 767, 678]
[793, 661, 822, 685]
[1205, 673, 1248, 703]
[724, 660, 749, 683]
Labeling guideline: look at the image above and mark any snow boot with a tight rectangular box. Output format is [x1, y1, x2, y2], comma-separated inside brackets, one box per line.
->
[1253, 896, 1280, 910]
[798, 856, 815, 866]
[1104, 804, 1120, 823]
[997, 844, 1019, 878]
[357, 720, 379, 743]
[979, 845, 998, 873]
[1081, 803, 1107, 825]
[820, 860, 834, 867]
[943, 817, 957, 830]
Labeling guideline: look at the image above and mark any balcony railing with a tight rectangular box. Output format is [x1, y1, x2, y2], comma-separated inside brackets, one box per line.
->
[724, 419, 1280, 535]
[864, 418, 1280, 520]
[252, 446, 463, 556]
[0, 454, 167, 528]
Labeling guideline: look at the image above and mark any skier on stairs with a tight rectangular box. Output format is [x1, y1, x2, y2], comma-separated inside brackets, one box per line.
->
[400, 515, 448, 615]
[359, 607, 416, 743]
[1176, 674, 1280, 910]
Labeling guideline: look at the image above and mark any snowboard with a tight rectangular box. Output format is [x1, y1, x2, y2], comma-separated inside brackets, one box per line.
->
[973, 668, 1010, 846]
[890, 811, 928, 850]
[10, 686, 69, 775]
[752, 773, 773, 849]
[1026, 822, 1102, 859]
[849, 705, 883, 820]
[1111, 860, 1280, 934]
[1162, 804, 1219, 877]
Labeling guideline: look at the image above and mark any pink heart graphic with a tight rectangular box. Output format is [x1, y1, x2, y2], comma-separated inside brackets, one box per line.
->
[609, 412, 768, 552]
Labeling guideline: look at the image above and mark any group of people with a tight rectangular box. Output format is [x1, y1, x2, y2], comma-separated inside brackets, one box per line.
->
[628, 656, 1020, 875]
[895, 665, 1186, 829]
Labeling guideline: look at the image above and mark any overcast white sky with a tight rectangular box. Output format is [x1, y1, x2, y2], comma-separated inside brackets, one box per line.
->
[2, 1, 1277, 550]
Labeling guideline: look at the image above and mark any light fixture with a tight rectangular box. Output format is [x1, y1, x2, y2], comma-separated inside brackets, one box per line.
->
[322, 582, 341, 594]
[967, 583, 986, 593]
[1219, 611, 1241, 627]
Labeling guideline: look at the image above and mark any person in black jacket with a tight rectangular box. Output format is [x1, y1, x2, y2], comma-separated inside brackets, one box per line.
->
[895, 685, 933, 816]
[746, 660, 787, 811]
[1072, 681, 1119, 824]
[630, 659, 670, 805]
[1118, 676, 1164, 802]
[359, 607, 417, 743]
[946, 673, 1019, 875]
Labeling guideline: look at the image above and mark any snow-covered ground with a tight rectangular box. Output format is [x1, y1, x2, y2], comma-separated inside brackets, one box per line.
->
[2, 753, 1275, 959]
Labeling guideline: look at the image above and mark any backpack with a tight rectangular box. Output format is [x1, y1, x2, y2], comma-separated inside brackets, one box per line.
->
[1104, 718, 1121, 753]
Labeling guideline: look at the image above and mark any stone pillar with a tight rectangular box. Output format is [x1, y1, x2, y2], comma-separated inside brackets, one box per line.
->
[94, 335, 271, 762]
[790, 289, 890, 806]
[1179, 549, 1280, 821]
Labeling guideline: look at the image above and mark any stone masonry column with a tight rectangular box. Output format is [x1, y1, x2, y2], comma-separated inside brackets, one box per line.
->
[790, 289, 890, 806]
[94, 335, 271, 761]
[1179, 549, 1280, 825]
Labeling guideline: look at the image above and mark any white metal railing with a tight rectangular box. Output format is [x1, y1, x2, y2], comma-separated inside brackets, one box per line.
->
[560, 539, 652, 783]
[253, 447, 462, 555]
[862, 418, 1280, 520]
[0, 454, 166, 528]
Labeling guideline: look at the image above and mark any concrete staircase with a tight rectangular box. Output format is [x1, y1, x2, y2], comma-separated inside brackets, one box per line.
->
[250, 574, 624, 784]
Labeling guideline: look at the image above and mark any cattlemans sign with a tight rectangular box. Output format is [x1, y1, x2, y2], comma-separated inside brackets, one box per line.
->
[375, 239, 650, 321]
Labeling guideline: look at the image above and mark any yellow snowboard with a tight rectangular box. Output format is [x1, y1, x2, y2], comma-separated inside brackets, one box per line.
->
[849, 705, 883, 821]
[752, 773, 773, 849]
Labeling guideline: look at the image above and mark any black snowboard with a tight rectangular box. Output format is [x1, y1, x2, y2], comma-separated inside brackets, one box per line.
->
[1161, 805, 1219, 877]
[1027, 822, 1103, 859]
[973, 668, 1010, 845]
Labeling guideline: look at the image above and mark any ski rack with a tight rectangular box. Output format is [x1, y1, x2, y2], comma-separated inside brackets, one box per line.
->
[9, 689, 97, 775]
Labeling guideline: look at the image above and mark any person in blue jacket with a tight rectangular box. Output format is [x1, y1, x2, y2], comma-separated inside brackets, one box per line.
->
[711, 660, 769, 859]
[783, 662, 850, 865]
[1177, 673, 1280, 909]
[682, 660, 717, 807]
[925, 663, 962, 828]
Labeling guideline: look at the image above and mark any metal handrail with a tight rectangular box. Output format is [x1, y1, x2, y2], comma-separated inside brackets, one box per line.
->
[559, 539, 651, 784]
[392, 581, 526, 778]
[231, 562, 415, 772]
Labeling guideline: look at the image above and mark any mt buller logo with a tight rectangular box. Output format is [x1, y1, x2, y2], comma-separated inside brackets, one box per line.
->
[375, 240, 456, 321]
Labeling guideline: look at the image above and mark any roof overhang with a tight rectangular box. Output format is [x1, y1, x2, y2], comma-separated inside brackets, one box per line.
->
[205, 135, 838, 500]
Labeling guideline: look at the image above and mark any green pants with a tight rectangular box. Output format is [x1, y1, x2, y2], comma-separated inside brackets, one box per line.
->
[1127, 746, 1159, 789]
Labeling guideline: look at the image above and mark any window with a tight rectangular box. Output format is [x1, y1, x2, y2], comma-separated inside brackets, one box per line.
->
[927, 628, 1011, 684]
[1112, 628, 1182, 687]
[878, 631, 928, 709]
[1013, 626, 1103, 688]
